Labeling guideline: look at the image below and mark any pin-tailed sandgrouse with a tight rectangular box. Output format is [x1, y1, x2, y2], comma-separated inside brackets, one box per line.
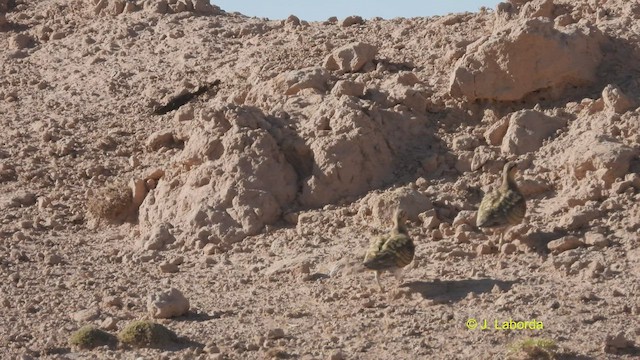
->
[363, 209, 415, 292]
[476, 161, 526, 246]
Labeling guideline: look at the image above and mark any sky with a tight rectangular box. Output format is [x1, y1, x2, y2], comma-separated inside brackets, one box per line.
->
[211, 1, 498, 22]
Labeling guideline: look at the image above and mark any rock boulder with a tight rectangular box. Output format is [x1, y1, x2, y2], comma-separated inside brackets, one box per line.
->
[450, 19, 603, 101]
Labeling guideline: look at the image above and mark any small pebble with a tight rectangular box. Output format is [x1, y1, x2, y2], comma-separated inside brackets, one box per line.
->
[100, 317, 118, 330]
[476, 244, 493, 255]
[501, 243, 516, 255]
[267, 328, 285, 340]
[159, 262, 179, 273]
[45, 253, 63, 265]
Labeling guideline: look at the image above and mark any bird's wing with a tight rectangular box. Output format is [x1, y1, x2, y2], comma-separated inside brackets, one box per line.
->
[476, 189, 525, 227]
[503, 190, 526, 225]
[364, 235, 387, 263]
[476, 190, 503, 227]
[363, 233, 414, 270]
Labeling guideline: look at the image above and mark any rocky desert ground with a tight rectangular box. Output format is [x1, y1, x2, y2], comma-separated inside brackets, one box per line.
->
[1, 0, 640, 359]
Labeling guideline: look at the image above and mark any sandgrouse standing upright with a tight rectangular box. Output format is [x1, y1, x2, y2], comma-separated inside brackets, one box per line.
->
[476, 161, 526, 246]
[363, 209, 415, 292]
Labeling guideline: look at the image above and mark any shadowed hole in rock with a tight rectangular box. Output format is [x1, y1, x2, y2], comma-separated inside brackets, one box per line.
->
[152, 80, 221, 115]
[281, 139, 315, 196]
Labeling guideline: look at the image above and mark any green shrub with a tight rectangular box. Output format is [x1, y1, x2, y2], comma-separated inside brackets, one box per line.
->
[117, 320, 177, 348]
[69, 325, 116, 349]
[508, 337, 559, 360]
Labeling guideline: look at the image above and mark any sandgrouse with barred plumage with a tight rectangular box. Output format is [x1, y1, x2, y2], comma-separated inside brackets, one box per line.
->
[363, 209, 415, 292]
[476, 161, 526, 246]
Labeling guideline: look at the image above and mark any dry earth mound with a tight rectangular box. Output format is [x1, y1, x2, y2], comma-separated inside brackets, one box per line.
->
[0, 0, 639, 359]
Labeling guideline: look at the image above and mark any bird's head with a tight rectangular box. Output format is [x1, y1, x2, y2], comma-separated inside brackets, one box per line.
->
[393, 208, 409, 232]
[503, 161, 518, 177]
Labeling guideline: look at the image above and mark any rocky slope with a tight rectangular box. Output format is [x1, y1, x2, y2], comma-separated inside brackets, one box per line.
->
[1, 0, 639, 359]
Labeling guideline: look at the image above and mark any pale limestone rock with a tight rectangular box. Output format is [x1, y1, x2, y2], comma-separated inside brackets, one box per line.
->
[71, 308, 100, 322]
[174, 104, 195, 121]
[520, 0, 555, 19]
[147, 288, 189, 319]
[547, 236, 584, 253]
[471, 146, 496, 171]
[274, 67, 330, 95]
[452, 210, 476, 228]
[559, 205, 601, 230]
[501, 110, 567, 155]
[602, 84, 636, 114]
[584, 232, 610, 247]
[324, 42, 377, 73]
[138, 223, 175, 251]
[561, 133, 637, 187]
[365, 187, 433, 227]
[450, 19, 603, 101]
[331, 80, 365, 97]
[146, 130, 177, 151]
[484, 116, 510, 146]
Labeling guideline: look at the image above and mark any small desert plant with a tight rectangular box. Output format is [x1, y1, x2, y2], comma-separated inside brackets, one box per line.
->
[508, 337, 559, 360]
[68, 325, 116, 349]
[117, 320, 177, 348]
[87, 181, 133, 223]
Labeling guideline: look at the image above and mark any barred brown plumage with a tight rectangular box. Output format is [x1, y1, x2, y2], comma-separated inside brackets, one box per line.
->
[476, 161, 526, 246]
[363, 209, 415, 292]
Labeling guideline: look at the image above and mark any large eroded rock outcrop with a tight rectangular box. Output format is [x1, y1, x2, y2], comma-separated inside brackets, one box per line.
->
[299, 99, 395, 207]
[139, 105, 298, 244]
[449, 18, 603, 101]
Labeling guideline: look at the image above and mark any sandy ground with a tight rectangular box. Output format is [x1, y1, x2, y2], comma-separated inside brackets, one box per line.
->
[1, 0, 639, 359]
